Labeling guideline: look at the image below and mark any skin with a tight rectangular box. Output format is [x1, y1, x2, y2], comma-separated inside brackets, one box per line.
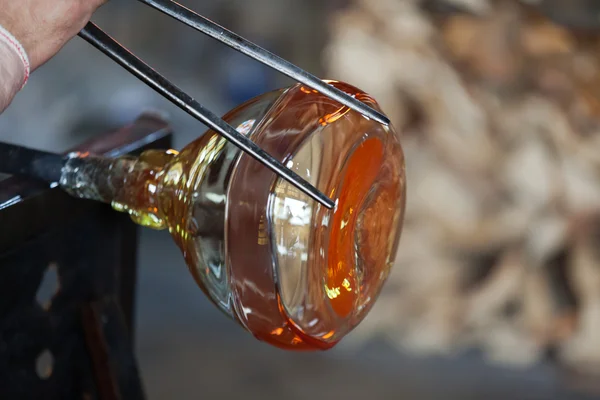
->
[0, 0, 107, 71]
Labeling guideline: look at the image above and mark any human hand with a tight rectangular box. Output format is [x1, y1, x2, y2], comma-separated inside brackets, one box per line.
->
[0, 0, 107, 71]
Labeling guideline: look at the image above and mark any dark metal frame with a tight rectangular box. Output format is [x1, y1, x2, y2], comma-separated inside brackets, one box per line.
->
[0, 113, 172, 399]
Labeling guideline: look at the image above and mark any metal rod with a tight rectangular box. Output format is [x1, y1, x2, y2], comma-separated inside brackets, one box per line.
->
[0, 142, 64, 183]
[78, 23, 335, 209]
[136, 0, 390, 126]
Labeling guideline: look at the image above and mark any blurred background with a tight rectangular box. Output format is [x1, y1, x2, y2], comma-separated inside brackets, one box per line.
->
[3, 0, 600, 398]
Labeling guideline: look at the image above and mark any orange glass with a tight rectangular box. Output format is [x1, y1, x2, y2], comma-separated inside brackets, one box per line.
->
[59, 80, 407, 350]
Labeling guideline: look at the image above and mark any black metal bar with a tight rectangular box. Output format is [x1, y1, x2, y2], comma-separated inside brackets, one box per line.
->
[0, 142, 64, 184]
[82, 299, 145, 400]
[136, 0, 390, 126]
[81, 303, 121, 400]
[77, 22, 335, 210]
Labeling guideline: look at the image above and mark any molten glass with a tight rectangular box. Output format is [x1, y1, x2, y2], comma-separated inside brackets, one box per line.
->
[59, 80, 407, 350]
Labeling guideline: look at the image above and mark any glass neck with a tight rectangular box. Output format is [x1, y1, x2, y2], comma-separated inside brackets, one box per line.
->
[58, 151, 169, 229]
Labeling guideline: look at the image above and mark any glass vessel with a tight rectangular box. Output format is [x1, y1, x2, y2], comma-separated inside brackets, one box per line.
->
[59, 80, 407, 350]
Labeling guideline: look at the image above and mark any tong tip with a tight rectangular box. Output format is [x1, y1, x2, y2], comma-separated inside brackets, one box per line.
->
[362, 106, 391, 126]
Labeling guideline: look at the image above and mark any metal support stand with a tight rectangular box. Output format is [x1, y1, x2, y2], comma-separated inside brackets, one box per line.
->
[0, 113, 172, 399]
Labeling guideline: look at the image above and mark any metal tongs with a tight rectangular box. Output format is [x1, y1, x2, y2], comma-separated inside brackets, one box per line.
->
[78, 0, 390, 210]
